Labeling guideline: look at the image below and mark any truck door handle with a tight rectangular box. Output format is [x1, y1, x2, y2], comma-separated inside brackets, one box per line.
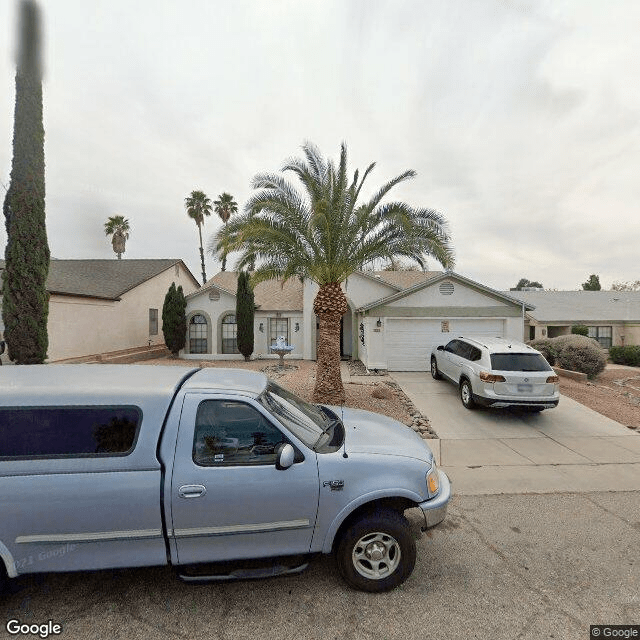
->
[178, 484, 207, 499]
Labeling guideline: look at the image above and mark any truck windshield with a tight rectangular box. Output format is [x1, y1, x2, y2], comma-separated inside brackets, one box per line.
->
[258, 381, 328, 449]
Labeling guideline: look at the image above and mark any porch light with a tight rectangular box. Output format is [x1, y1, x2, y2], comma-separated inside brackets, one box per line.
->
[294, 322, 300, 332]
[376, 318, 382, 327]
[259, 323, 264, 332]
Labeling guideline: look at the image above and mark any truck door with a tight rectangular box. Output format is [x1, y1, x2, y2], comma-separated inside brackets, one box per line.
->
[170, 393, 319, 565]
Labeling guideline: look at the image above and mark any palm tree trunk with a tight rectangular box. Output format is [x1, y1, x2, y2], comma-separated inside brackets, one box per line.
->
[197, 222, 206, 284]
[312, 283, 348, 404]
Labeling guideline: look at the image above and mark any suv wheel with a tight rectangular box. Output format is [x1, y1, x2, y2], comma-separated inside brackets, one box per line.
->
[336, 508, 416, 592]
[430, 357, 442, 380]
[460, 379, 476, 409]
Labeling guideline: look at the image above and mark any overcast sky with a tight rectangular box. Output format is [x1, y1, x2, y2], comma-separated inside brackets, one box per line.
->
[1, 0, 638, 291]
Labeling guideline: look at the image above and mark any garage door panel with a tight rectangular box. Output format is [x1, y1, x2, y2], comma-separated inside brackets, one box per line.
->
[385, 318, 505, 371]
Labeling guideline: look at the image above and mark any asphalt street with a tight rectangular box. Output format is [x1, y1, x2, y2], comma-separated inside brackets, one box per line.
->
[2, 491, 638, 640]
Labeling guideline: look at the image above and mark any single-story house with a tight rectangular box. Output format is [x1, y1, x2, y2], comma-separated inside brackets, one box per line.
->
[0, 258, 200, 362]
[183, 270, 533, 371]
[506, 290, 640, 348]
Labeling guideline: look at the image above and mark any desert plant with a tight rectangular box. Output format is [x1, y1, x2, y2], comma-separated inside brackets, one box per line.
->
[214, 141, 454, 404]
[161, 282, 187, 356]
[552, 334, 606, 378]
[571, 324, 589, 336]
[527, 338, 558, 365]
[235, 271, 254, 361]
[608, 346, 640, 367]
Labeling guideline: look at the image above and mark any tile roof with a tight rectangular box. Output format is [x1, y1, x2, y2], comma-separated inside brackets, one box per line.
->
[502, 290, 640, 322]
[194, 272, 304, 311]
[0, 259, 195, 300]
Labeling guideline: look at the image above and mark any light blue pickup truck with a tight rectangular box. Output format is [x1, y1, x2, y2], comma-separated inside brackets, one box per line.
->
[0, 365, 451, 592]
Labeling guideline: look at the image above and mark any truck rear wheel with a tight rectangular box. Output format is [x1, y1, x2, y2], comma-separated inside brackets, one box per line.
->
[335, 508, 416, 592]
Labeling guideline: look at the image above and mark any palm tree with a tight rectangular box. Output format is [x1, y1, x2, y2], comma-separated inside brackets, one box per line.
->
[104, 215, 130, 259]
[213, 192, 238, 271]
[214, 142, 455, 404]
[185, 190, 212, 284]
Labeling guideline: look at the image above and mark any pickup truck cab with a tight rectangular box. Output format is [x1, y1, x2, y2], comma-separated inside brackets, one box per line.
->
[0, 365, 451, 592]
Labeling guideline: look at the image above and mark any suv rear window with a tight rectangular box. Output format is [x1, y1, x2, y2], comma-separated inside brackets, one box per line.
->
[0, 406, 142, 458]
[490, 353, 552, 372]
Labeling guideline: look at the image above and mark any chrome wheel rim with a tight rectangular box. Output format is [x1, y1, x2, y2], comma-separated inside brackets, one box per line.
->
[431, 360, 437, 376]
[461, 383, 471, 404]
[352, 532, 401, 580]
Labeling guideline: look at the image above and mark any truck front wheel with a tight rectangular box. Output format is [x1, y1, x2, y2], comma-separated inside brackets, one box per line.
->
[335, 508, 416, 592]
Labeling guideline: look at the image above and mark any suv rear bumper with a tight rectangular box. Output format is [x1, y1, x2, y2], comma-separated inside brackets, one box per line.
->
[473, 394, 559, 409]
[417, 470, 452, 529]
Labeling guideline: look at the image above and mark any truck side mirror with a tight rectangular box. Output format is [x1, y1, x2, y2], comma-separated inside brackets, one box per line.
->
[275, 443, 295, 470]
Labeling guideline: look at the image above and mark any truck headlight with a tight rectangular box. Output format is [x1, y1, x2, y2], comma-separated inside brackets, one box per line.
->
[426, 462, 440, 498]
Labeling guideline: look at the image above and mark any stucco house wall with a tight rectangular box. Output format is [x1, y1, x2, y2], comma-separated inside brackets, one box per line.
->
[47, 261, 198, 361]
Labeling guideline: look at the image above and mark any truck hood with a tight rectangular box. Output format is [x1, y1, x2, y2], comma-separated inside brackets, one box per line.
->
[326, 406, 434, 464]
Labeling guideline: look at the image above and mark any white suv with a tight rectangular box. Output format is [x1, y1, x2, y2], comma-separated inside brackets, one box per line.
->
[430, 336, 559, 411]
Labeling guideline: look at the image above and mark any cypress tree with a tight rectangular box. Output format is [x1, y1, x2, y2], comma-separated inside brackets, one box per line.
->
[162, 282, 187, 356]
[236, 271, 254, 361]
[2, 0, 50, 364]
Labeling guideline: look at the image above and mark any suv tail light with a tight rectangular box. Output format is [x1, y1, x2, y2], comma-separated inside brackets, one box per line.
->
[479, 372, 506, 383]
[546, 375, 560, 383]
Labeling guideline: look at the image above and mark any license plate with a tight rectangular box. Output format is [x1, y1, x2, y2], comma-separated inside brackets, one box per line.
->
[517, 383, 533, 392]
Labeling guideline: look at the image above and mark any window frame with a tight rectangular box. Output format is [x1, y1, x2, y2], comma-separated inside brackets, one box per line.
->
[189, 314, 208, 354]
[221, 313, 240, 354]
[149, 308, 158, 336]
[192, 398, 299, 468]
[269, 317, 290, 347]
[587, 326, 612, 349]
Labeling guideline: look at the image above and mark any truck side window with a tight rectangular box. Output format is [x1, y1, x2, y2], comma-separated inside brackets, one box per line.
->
[193, 400, 290, 467]
[0, 406, 141, 458]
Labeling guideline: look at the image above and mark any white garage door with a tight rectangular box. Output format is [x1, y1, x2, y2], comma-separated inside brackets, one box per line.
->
[385, 318, 505, 371]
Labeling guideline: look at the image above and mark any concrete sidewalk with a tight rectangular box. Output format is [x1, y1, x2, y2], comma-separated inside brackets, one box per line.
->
[389, 371, 640, 495]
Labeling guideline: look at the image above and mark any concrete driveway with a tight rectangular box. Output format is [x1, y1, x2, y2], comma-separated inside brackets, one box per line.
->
[390, 372, 640, 495]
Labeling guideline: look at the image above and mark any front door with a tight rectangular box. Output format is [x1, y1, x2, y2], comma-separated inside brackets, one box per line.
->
[170, 393, 319, 565]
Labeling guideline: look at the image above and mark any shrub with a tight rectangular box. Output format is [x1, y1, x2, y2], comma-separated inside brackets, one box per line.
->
[529, 334, 607, 378]
[162, 283, 187, 356]
[609, 346, 640, 367]
[552, 334, 607, 378]
[571, 324, 589, 336]
[527, 338, 557, 365]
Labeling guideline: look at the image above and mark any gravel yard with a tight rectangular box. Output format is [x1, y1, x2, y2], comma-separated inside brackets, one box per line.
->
[559, 365, 640, 430]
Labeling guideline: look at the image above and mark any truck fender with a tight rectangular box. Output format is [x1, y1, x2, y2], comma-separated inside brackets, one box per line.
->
[320, 488, 423, 554]
[0, 540, 18, 578]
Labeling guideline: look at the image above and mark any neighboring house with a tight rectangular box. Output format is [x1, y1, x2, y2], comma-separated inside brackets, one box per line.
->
[506, 290, 640, 348]
[0, 259, 199, 362]
[184, 270, 532, 371]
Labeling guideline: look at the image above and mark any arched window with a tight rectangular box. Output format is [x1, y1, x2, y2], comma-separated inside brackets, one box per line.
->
[221, 314, 239, 354]
[189, 315, 208, 354]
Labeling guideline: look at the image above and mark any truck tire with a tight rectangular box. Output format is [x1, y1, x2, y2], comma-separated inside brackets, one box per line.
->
[335, 508, 416, 592]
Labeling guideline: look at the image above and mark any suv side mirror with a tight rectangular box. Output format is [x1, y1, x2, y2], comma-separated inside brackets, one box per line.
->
[437, 345, 444, 351]
[275, 443, 295, 470]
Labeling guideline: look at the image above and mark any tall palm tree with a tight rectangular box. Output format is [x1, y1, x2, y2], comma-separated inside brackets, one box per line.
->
[213, 192, 238, 271]
[214, 142, 455, 404]
[185, 190, 212, 284]
[104, 215, 130, 259]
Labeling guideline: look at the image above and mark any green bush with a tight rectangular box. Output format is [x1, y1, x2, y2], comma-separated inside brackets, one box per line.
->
[609, 346, 640, 367]
[571, 324, 589, 336]
[529, 334, 606, 378]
